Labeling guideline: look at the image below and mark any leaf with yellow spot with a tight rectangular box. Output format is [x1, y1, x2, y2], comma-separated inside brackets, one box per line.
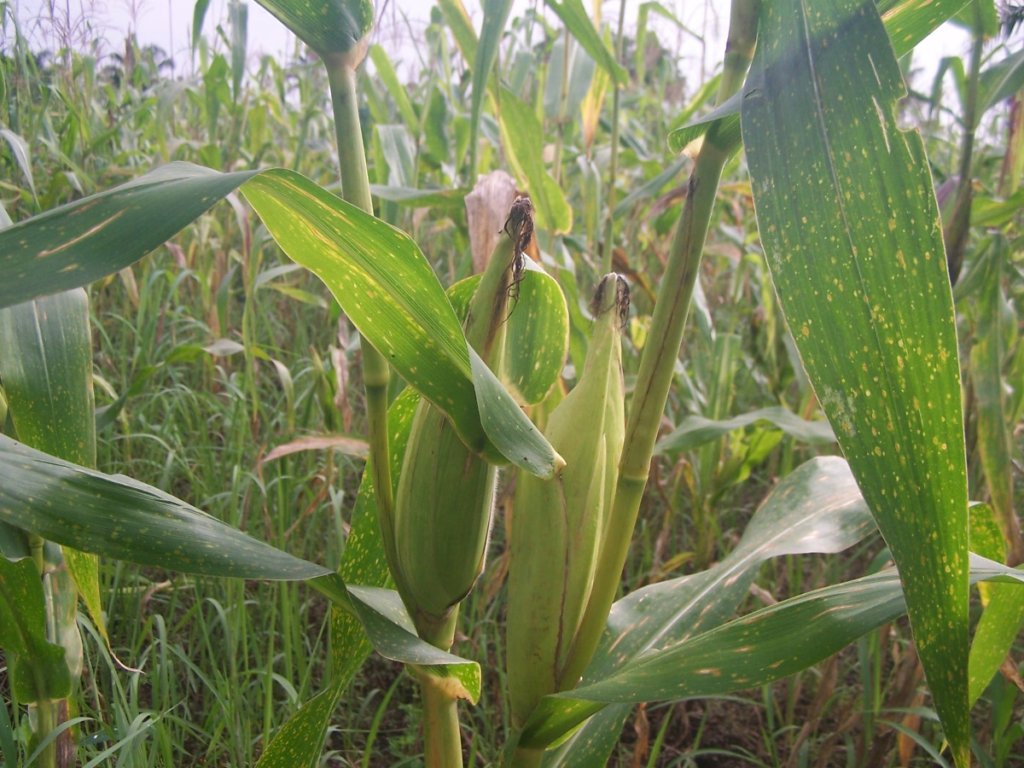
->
[742, 0, 969, 762]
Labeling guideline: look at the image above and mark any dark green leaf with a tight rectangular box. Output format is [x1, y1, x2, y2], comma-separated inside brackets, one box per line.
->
[742, 1, 969, 761]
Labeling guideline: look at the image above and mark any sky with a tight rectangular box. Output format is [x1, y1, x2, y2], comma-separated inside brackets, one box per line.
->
[9, 0, 971, 95]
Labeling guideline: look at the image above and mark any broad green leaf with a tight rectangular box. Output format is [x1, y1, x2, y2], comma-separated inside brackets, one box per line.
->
[254, 0, 373, 57]
[742, 1, 969, 762]
[543, 0, 628, 85]
[522, 456, 875, 752]
[656, 406, 835, 454]
[0, 556, 71, 702]
[448, 266, 568, 406]
[254, 683, 342, 768]
[497, 88, 573, 234]
[0, 434, 332, 581]
[0, 163, 560, 477]
[0, 163, 258, 310]
[667, 0, 970, 152]
[0, 288, 107, 648]
[241, 169, 560, 477]
[528, 556, 1023, 751]
[504, 261, 570, 405]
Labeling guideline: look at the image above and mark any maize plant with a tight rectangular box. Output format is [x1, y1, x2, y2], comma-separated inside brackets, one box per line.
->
[0, 0, 1023, 766]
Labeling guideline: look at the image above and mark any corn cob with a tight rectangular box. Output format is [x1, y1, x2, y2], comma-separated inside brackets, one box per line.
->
[506, 274, 628, 726]
[392, 198, 534, 644]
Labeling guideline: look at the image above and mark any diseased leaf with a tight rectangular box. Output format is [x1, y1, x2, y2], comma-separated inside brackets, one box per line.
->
[0, 163, 258, 310]
[0, 556, 71, 702]
[0, 434, 331, 581]
[525, 457, 875, 754]
[254, 683, 341, 768]
[0, 288, 107, 647]
[525, 556, 1023, 751]
[742, 0, 969, 762]
[0, 163, 559, 478]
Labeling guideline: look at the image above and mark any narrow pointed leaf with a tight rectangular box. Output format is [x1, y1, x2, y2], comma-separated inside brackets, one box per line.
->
[742, 1, 969, 761]
[497, 88, 572, 234]
[523, 456, 874, 751]
[656, 406, 835, 454]
[544, 0, 628, 85]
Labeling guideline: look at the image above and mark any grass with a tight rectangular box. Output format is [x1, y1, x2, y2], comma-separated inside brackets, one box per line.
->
[1, 1, 1023, 765]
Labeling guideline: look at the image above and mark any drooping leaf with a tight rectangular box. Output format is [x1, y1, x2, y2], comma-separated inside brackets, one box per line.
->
[526, 556, 1023, 752]
[0, 556, 71, 702]
[656, 406, 835, 454]
[523, 456, 875, 753]
[0, 163, 258, 310]
[0, 128, 36, 199]
[977, 49, 1024, 125]
[0, 434, 331, 581]
[241, 169, 561, 477]
[742, 0, 969, 761]
[330, 387, 419, 685]
[0, 163, 560, 478]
